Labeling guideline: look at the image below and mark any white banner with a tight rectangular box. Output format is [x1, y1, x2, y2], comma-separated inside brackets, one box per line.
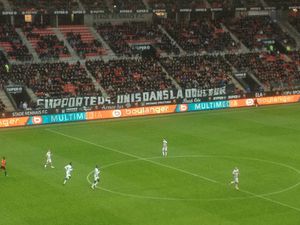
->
[37, 87, 226, 109]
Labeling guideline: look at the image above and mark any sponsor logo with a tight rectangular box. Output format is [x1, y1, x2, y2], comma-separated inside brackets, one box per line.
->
[246, 99, 254, 106]
[179, 104, 188, 112]
[32, 116, 43, 124]
[112, 110, 122, 118]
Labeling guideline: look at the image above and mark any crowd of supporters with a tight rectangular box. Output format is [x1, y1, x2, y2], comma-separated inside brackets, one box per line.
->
[113, 0, 146, 10]
[0, 52, 7, 112]
[145, 0, 266, 10]
[0, 99, 5, 112]
[225, 52, 300, 91]
[97, 22, 180, 56]
[0, 51, 8, 89]
[3, 0, 299, 13]
[288, 50, 300, 65]
[66, 32, 103, 58]
[162, 19, 238, 53]
[289, 12, 300, 33]
[2, 62, 98, 97]
[264, 0, 300, 8]
[7, 0, 145, 11]
[0, 25, 32, 61]
[225, 16, 296, 50]
[37, 35, 69, 61]
[0, 10, 299, 113]
[86, 58, 175, 98]
[7, 0, 79, 11]
[160, 55, 235, 90]
[80, 0, 108, 11]
[206, 0, 261, 8]
[146, 0, 261, 10]
[23, 24, 69, 61]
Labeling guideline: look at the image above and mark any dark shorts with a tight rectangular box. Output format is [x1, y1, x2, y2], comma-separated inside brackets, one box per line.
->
[1, 166, 6, 170]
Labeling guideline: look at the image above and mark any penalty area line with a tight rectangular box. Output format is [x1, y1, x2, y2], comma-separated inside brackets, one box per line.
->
[46, 128, 300, 213]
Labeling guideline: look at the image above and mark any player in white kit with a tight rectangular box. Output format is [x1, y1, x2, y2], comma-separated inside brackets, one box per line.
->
[63, 162, 73, 185]
[91, 165, 100, 189]
[162, 138, 168, 157]
[44, 150, 54, 168]
[230, 167, 240, 190]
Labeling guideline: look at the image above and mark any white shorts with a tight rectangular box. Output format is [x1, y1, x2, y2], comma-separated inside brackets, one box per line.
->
[234, 177, 239, 183]
[94, 176, 99, 182]
[162, 147, 167, 152]
[66, 173, 71, 179]
[46, 158, 52, 163]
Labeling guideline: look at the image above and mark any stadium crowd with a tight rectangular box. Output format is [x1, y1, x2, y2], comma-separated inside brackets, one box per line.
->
[113, 0, 146, 10]
[160, 55, 235, 90]
[96, 22, 180, 56]
[0, 99, 5, 112]
[66, 32, 104, 58]
[0, 24, 32, 61]
[264, 0, 299, 8]
[3, 61, 98, 98]
[162, 19, 238, 53]
[23, 24, 70, 61]
[225, 52, 300, 91]
[289, 12, 300, 33]
[7, 0, 80, 11]
[86, 58, 175, 98]
[0, 5, 299, 113]
[225, 16, 295, 50]
[80, 0, 108, 11]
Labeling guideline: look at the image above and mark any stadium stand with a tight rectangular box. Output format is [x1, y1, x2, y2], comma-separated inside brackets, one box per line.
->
[0, 2, 300, 113]
[226, 52, 300, 91]
[80, 0, 109, 11]
[85, 58, 176, 98]
[147, 0, 206, 10]
[288, 11, 300, 33]
[162, 19, 238, 53]
[0, 99, 5, 112]
[160, 55, 236, 91]
[5, 62, 98, 97]
[96, 22, 180, 56]
[206, 0, 261, 8]
[0, 24, 33, 61]
[0, 51, 8, 112]
[7, 0, 80, 11]
[0, 51, 9, 90]
[112, 0, 146, 10]
[23, 24, 70, 61]
[287, 50, 300, 65]
[60, 25, 106, 58]
[264, 0, 300, 8]
[225, 15, 296, 50]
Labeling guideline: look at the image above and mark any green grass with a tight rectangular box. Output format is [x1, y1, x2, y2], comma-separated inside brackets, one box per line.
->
[1, 104, 300, 225]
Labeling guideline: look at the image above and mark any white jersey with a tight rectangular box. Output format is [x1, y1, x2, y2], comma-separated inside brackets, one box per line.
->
[94, 168, 100, 180]
[46, 151, 52, 162]
[65, 164, 73, 176]
[162, 139, 168, 150]
[232, 168, 239, 182]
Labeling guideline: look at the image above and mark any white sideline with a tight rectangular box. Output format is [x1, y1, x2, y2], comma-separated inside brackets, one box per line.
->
[46, 128, 300, 213]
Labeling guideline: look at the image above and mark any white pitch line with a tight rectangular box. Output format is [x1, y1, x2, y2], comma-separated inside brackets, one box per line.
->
[46, 128, 300, 213]
[238, 188, 300, 212]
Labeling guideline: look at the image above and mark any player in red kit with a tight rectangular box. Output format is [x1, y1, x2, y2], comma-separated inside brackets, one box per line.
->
[1, 157, 7, 176]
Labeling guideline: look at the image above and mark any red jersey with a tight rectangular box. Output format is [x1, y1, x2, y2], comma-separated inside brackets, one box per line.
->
[1, 159, 6, 167]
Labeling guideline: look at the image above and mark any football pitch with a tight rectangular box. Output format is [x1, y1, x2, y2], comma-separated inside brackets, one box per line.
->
[1, 104, 300, 225]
